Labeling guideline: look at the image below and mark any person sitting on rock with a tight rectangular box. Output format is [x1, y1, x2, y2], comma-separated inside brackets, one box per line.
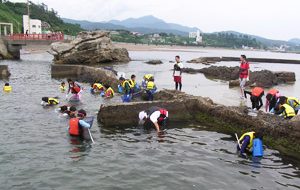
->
[142, 74, 154, 89]
[103, 85, 114, 98]
[119, 77, 132, 102]
[275, 103, 296, 119]
[265, 89, 280, 113]
[129, 74, 140, 93]
[60, 82, 66, 92]
[139, 106, 168, 132]
[244, 87, 264, 111]
[69, 109, 91, 138]
[59, 105, 77, 118]
[67, 79, 82, 95]
[146, 77, 157, 101]
[91, 82, 105, 94]
[41, 97, 60, 106]
[3, 83, 12, 93]
[237, 131, 263, 157]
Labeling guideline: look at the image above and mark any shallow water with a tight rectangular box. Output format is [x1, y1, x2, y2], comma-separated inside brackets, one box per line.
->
[0, 49, 300, 189]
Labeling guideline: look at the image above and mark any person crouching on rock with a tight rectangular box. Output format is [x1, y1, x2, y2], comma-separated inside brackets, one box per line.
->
[91, 82, 105, 94]
[59, 105, 77, 118]
[237, 131, 263, 158]
[244, 87, 264, 111]
[138, 106, 168, 132]
[41, 97, 59, 106]
[69, 109, 91, 138]
[274, 102, 296, 119]
[103, 85, 114, 98]
[265, 89, 280, 113]
[146, 78, 157, 101]
[119, 77, 132, 102]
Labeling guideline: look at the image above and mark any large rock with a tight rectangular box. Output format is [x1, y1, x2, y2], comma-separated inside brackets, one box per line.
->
[50, 31, 130, 65]
[145, 60, 163, 65]
[0, 65, 11, 78]
[0, 38, 12, 59]
[187, 57, 221, 65]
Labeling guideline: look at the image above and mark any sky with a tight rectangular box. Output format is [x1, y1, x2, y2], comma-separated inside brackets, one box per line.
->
[11, 0, 300, 40]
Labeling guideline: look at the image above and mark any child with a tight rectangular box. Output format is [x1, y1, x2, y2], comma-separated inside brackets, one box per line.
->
[146, 78, 157, 101]
[41, 97, 60, 106]
[91, 82, 105, 94]
[60, 82, 66, 92]
[3, 83, 12, 92]
[59, 105, 77, 118]
[103, 85, 114, 98]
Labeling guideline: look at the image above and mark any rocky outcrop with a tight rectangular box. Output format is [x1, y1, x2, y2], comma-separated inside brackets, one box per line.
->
[0, 38, 12, 59]
[51, 64, 119, 89]
[98, 90, 300, 160]
[182, 66, 296, 88]
[145, 60, 163, 65]
[50, 31, 130, 65]
[188, 56, 300, 64]
[0, 65, 11, 78]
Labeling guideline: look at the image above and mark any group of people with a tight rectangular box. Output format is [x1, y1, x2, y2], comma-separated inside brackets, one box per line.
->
[240, 55, 299, 119]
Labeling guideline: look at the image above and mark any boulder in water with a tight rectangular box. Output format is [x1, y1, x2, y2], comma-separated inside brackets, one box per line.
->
[145, 60, 163, 65]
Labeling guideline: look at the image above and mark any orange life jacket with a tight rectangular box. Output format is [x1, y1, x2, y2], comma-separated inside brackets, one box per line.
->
[267, 89, 278, 96]
[251, 87, 264, 97]
[69, 118, 80, 136]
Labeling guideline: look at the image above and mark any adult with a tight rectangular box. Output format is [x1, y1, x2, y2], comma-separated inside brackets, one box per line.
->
[69, 109, 91, 138]
[239, 55, 250, 98]
[139, 106, 168, 132]
[244, 87, 264, 111]
[173, 55, 183, 91]
[67, 79, 81, 95]
[265, 89, 280, 112]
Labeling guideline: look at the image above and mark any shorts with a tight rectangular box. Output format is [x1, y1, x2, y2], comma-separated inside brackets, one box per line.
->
[174, 76, 182, 83]
[239, 78, 247, 89]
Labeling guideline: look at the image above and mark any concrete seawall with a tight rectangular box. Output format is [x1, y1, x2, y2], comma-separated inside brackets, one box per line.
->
[0, 65, 11, 79]
[51, 64, 119, 89]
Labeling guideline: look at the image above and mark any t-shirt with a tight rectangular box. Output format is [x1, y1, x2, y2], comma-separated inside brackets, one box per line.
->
[149, 111, 169, 123]
[239, 62, 250, 78]
[174, 62, 183, 76]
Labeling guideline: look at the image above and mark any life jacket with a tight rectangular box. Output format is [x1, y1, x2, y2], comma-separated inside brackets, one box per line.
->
[146, 81, 155, 90]
[105, 87, 115, 97]
[146, 107, 168, 122]
[69, 118, 80, 136]
[144, 74, 153, 81]
[267, 89, 278, 96]
[129, 79, 136, 88]
[240, 62, 249, 78]
[60, 85, 66, 91]
[286, 97, 300, 108]
[3, 86, 12, 92]
[282, 104, 296, 118]
[122, 80, 131, 88]
[71, 85, 81, 93]
[239, 132, 255, 149]
[251, 87, 264, 97]
[48, 98, 59, 105]
[93, 83, 104, 91]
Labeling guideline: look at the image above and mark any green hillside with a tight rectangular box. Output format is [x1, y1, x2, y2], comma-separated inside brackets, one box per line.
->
[0, 1, 83, 35]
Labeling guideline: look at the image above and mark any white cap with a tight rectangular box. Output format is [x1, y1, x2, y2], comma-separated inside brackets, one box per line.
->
[139, 111, 147, 121]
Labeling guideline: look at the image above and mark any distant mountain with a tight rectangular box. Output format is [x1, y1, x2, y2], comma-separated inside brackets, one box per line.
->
[63, 15, 201, 36]
[289, 38, 300, 45]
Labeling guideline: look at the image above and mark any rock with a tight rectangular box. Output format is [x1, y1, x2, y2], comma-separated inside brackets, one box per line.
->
[198, 66, 240, 80]
[145, 60, 163, 65]
[187, 57, 221, 64]
[274, 72, 296, 83]
[51, 64, 119, 90]
[0, 65, 11, 79]
[50, 31, 130, 65]
[0, 38, 12, 59]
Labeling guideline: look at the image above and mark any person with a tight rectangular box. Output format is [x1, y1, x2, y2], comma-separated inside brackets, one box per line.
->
[286, 97, 300, 114]
[41, 97, 59, 106]
[142, 74, 154, 89]
[237, 131, 263, 157]
[119, 77, 132, 102]
[60, 82, 66, 92]
[275, 103, 296, 119]
[3, 83, 12, 92]
[265, 89, 280, 112]
[173, 55, 183, 91]
[103, 85, 114, 98]
[146, 78, 157, 101]
[67, 79, 81, 95]
[59, 105, 77, 118]
[239, 55, 250, 99]
[69, 109, 91, 138]
[91, 82, 105, 94]
[138, 106, 168, 132]
[129, 74, 140, 93]
[244, 87, 264, 111]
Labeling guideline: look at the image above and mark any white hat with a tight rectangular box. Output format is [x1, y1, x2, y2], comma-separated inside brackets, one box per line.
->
[139, 111, 147, 121]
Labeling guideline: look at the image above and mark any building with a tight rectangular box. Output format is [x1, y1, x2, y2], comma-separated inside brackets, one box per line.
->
[189, 32, 197, 38]
[189, 30, 202, 44]
[23, 15, 42, 34]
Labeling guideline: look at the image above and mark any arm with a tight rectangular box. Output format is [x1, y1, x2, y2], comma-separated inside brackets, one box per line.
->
[244, 90, 251, 98]
[265, 100, 270, 112]
[274, 107, 284, 115]
[240, 136, 250, 154]
[79, 120, 91, 128]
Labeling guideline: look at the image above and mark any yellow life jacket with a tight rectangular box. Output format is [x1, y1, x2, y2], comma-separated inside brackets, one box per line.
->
[105, 87, 115, 97]
[239, 132, 255, 149]
[48, 98, 59, 105]
[60, 85, 66, 91]
[144, 74, 153, 81]
[3, 86, 12, 92]
[282, 104, 296, 118]
[93, 83, 103, 90]
[122, 80, 131, 88]
[146, 81, 155, 90]
[286, 97, 300, 108]
[129, 79, 136, 88]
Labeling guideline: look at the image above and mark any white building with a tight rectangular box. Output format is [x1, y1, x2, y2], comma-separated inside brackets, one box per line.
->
[23, 15, 42, 34]
[189, 32, 197, 38]
[189, 30, 202, 44]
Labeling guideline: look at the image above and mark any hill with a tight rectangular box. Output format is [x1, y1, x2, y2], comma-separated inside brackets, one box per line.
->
[289, 38, 300, 45]
[0, 1, 82, 35]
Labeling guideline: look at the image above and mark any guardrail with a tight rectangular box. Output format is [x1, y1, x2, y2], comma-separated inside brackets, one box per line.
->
[7, 33, 64, 41]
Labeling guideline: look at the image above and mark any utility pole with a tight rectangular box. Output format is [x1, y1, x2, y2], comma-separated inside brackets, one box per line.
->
[27, 0, 30, 34]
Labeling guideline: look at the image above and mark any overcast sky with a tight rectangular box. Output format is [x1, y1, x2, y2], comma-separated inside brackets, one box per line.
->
[12, 0, 300, 40]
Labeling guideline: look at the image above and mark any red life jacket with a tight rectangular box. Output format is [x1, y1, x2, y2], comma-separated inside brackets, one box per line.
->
[267, 89, 278, 96]
[72, 86, 81, 94]
[251, 87, 264, 97]
[69, 118, 80, 136]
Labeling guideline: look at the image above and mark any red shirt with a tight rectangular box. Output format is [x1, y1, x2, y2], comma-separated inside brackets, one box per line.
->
[240, 62, 250, 79]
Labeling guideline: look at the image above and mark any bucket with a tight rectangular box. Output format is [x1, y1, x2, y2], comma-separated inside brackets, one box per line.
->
[252, 138, 263, 157]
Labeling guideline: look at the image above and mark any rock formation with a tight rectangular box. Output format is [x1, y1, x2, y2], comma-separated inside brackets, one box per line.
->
[145, 60, 163, 65]
[50, 31, 130, 65]
[0, 38, 12, 60]
[0, 65, 11, 79]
